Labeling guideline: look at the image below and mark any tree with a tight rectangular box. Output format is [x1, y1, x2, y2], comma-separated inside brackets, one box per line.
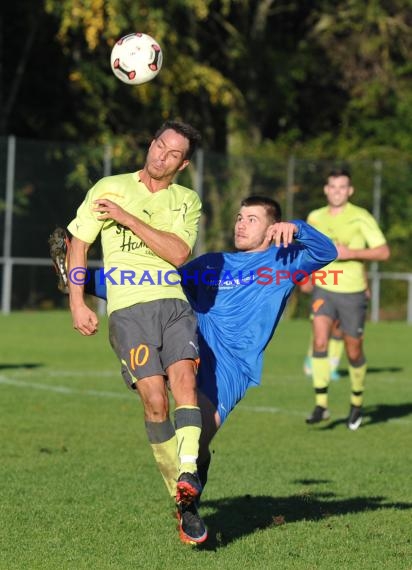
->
[309, 0, 412, 155]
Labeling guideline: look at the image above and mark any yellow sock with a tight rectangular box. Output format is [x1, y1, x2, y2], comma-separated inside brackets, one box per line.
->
[174, 405, 202, 476]
[145, 420, 178, 498]
[312, 353, 330, 408]
[328, 337, 344, 372]
[150, 437, 178, 497]
[349, 361, 367, 407]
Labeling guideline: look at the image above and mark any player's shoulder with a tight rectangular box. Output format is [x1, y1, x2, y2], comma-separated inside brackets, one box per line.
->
[97, 172, 133, 186]
[307, 205, 328, 222]
[90, 172, 135, 197]
[346, 201, 376, 220]
[169, 183, 202, 206]
[346, 201, 369, 213]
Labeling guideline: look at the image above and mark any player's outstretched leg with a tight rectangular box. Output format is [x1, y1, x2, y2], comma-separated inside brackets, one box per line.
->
[197, 453, 211, 491]
[49, 228, 99, 297]
[176, 501, 208, 544]
[48, 227, 70, 293]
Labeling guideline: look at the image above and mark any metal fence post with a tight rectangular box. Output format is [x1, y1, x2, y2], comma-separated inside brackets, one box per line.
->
[103, 143, 112, 177]
[1, 135, 16, 315]
[194, 148, 205, 256]
[95, 143, 112, 316]
[407, 277, 412, 325]
[370, 159, 382, 323]
[286, 155, 295, 220]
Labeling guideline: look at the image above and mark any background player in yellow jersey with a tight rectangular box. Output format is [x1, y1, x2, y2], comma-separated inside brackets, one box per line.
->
[301, 266, 370, 382]
[305, 168, 390, 430]
[57, 121, 208, 543]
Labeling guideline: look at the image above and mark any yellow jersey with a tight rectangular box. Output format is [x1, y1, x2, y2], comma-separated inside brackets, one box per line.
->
[307, 202, 387, 293]
[68, 172, 201, 314]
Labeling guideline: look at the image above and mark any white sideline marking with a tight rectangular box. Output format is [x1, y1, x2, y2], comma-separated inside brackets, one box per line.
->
[1, 375, 411, 425]
[240, 405, 304, 417]
[0, 375, 130, 400]
[40, 369, 119, 378]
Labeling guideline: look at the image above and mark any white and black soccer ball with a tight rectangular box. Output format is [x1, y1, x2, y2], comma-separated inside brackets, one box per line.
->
[110, 33, 163, 85]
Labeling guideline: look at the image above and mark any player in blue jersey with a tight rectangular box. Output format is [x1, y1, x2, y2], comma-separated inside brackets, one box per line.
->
[181, 197, 337, 494]
[50, 195, 337, 542]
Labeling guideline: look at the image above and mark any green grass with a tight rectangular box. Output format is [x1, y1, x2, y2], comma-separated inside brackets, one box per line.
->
[0, 312, 411, 569]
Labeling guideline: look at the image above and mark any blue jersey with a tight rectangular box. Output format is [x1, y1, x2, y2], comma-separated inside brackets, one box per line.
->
[180, 221, 337, 423]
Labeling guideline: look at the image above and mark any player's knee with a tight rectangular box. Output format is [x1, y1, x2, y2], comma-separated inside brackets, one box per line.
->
[313, 339, 328, 353]
[345, 340, 363, 363]
[141, 391, 169, 420]
[348, 351, 365, 366]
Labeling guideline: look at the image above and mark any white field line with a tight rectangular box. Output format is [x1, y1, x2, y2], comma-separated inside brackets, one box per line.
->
[0, 374, 130, 400]
[1, 374, 411, 425]
[23, 369, 119, 378]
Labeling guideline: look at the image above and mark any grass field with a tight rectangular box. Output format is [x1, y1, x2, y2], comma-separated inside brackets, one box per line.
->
[0, 312, 411, 569]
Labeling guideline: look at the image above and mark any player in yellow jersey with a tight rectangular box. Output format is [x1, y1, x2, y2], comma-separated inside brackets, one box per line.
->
[60, 121, 208, 544]
[305, 168, 390, 430]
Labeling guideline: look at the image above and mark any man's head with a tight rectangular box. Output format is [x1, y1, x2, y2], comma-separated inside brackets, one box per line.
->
[324, 168, 354, 208]
[145, 121, 201, 182]
[234, 195, 282, 252]
[154, 121, 201, 160]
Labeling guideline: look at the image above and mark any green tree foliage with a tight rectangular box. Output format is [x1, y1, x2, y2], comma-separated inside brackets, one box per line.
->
[40, 0, 242, 149]
[309, 0, 412, 157]
[0, 0, 358, 150]
[4, 0, 412, 157]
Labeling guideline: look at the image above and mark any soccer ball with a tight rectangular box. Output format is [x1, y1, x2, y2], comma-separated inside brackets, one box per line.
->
[110, 33, 163, 85]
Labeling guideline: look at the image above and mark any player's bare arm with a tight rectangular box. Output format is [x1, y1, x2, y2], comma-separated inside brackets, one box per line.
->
[68, 236, 99, 336]
[267, 222, 298, 247]
[93, 198, 191, 267]
[336, 243, 390, 262]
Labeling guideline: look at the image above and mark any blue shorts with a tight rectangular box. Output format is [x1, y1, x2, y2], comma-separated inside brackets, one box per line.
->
[196, 335, 254, 424]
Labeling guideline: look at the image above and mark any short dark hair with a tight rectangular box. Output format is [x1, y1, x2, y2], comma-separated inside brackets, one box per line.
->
[240, 195, 282, 223]
[327, 168, 352, 182]
[154, 121, 201, 160]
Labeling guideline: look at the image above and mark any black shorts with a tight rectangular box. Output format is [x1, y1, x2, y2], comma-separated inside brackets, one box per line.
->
[109, 298, 199, 388]
[311, 287, 368, 338]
